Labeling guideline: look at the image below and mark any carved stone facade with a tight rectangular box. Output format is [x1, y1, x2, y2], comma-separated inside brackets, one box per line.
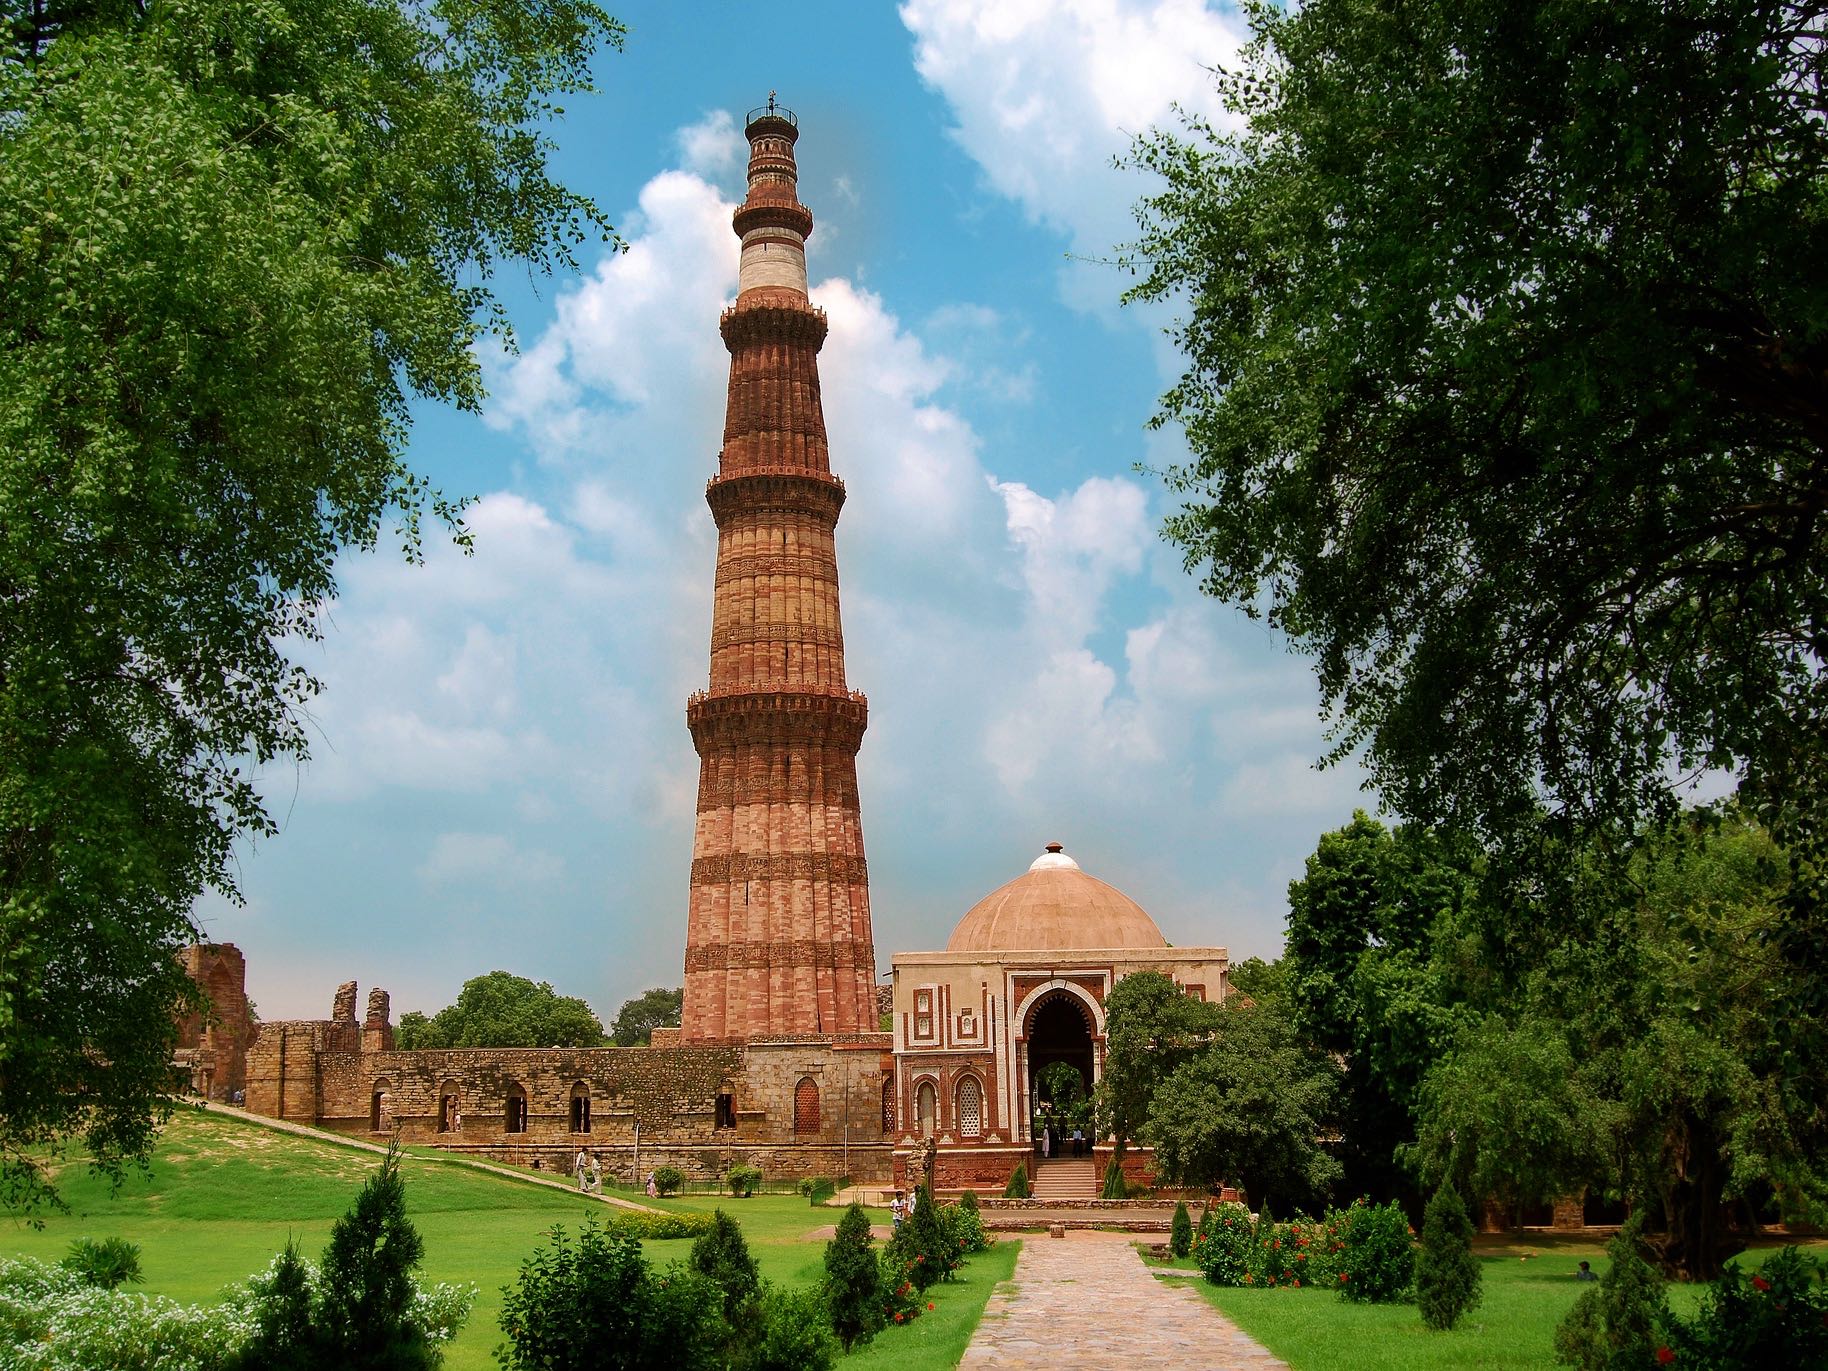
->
[680, 103, 878, 1042]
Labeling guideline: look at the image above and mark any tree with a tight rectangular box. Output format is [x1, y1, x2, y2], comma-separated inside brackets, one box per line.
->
[688, 1209, 760, 1325]
[1416, 1182, 1482, 1332]
[1127, 0, 1828, 861]
[1413, 810, 1825, 1278]
[1145, 997, 1342, 1211]
[821, 1203, 882, 1351]
[395, 972, 606, 1049]
[0, 0, 623, 1213]
[1282, 814, 1482, 1201]
[611, 987, 684, 1047]
[316, 1145, 432, 1371]
[1097, 969, 1222, 1156]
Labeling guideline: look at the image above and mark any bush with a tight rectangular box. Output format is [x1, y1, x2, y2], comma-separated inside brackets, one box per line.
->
[726, 1165, 762, 1198]
[822, 1204, 882, 1351]
[1003, 1162, 1030, 1199]
[940, 1201, 992, 1255]
[1170, 1202, 1192, 1259]
[1553, 1215, 1668, 1371]
[1240, 1212, 1337, 1290]
[604, 1210, 713, 1241]
[882, 1187, 959, 1292]
[60, 1236, 143, 1290]
[652, 1166, 685, 1197]
[740, 1284, 836, 1371]
[1336, 1198, 1414, 1303]
[878, 1250, 925, 1329]
[1101, 1155, 1129, 1199]
[496, 1219, 723, 1371]
[232, 1241, 314, 1371]
[1193, 1202, 1254, 1286]
[690, 1210, 760, 1323]
[796, 1176, 837, 1206]
[1416, 1183, 1481, 1331]
[1665, 1246, 1828, 1369]
[958, 1190, 980, 1213]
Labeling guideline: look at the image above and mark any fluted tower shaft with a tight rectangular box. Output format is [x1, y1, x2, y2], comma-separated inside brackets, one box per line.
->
[681, 104, 878, 1041]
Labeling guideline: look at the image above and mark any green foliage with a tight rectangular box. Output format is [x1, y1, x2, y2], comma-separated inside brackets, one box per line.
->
[610, 988, 684, 1047]
[1409, 1015, 1611, 1218]
[1126, 0, 1828, 858]
[957, 1190, 979, 1214]
[233, 1242, 314, 1371]
[689, 1210, 760, 1324]
[740, 1284, 836, 1371]
[651, 1166, 685, 1198]
[1098, 969, 1224, 1151]
[1100, 1152, 1134, 1199]
[315, 1145, 432, 1370]
[1665, 1246, 1828, 1369]
[1227, 957, 1289, 1004]
[494, 1219, 723, 1371]
[0, 0, 623, 1214]
[1145, 996, 1342, 1209]
[59, 1236, 142, 1290]
[725, 1166, 762, 1199]
[796, 1176, 836, 1206]
[1415, 1183, 1481, 1332]
[883, 1187, 957, 1292]
[1554, 1217, 1669, 1371]
[1193, 1202, 1254, 1286]
[602, 1209, 711, 1241]
[1336, 1200, 1414, 1305]
[1170, 1201, 1193, 1259]
[1002, 1163, 1029, 1200]
[396, 972, 605, 1050]
[821, 1204, 882, 1352]
[1246, 1213, 1341, 1290]
[939, 1202, 992, 1257]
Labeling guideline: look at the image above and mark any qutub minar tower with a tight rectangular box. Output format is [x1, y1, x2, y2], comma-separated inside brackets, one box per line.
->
[680, 100, 880, 1041]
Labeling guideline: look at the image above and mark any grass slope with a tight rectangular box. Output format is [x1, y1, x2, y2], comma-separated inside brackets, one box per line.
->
[1, 1108, 1009, 1371]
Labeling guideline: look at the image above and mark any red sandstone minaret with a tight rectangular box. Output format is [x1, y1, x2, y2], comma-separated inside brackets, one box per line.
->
[680, 99, 878, 1041]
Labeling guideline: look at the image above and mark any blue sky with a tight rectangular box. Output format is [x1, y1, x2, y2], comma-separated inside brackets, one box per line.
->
[201, 0, 1378, 1023]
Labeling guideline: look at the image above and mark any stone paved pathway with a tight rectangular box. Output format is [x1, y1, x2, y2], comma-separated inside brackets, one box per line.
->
[958, 1231, 1290, 1370]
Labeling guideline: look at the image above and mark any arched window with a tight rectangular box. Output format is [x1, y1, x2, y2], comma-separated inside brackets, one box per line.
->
[569, 1082, 591, 1134]
[438, 1083, 461, 1134]
[881, 1077, 895, 1135]
[916, 1080, 937, 1138]
[369, 1078, 390, 1132]
[504, 1082, 528, 1134]
[956, 1076, 982, 1139]
[794, 1077, 821, 1135]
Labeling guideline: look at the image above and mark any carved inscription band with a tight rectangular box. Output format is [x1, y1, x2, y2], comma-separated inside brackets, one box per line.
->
[685, 937, 874, 973]
[709, 621, 845, 652]
[690, 850, 869, 884]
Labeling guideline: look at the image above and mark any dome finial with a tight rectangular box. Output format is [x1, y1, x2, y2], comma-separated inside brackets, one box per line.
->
[1045, 841, 1063, 853]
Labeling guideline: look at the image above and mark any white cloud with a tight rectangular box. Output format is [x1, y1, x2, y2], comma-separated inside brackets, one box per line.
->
[1220, 751, 1371, 819]
[418, 833, 565, 889]
[900, 0, 1244, 305]
[675, 110, 743, 179]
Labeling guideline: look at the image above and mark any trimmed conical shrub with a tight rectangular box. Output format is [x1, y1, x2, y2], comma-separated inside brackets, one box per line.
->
[821, 1203, 882, 1351]
[1003, 1162, 1030, 1199]
[1416, 1182, 1481, 1330]
[1170, 1201, 1193, 1259]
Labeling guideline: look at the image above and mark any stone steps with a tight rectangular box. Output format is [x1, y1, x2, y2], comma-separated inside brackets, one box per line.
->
[1030, 1157, 1099, 1200]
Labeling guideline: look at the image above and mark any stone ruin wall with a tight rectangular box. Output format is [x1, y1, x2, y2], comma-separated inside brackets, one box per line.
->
[238, 975, 893, 1184]
[174, 943, 253, 1100]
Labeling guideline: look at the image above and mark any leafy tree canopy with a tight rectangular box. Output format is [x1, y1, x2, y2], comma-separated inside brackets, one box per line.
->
[1096, 969, 1223, 1151]
[0, 0, 622, 1212]
[396, 972, 606, 1050]
[611, 987, 684, 1046]
[1127, 0, 1828, 859]
[1144, 995, 1342, 1211]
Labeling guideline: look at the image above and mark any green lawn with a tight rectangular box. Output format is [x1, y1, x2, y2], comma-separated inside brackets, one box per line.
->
[0, 1108, 1011, 1371]
[1152, 1233, 1828, 1371]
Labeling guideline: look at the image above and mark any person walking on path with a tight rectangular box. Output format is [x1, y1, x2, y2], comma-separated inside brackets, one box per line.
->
[646, 1171, 658, 1199]
[574, 1149, 589, 1192]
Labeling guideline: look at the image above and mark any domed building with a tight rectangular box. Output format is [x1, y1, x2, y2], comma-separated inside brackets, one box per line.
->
[887, 843, 1231, 1193]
